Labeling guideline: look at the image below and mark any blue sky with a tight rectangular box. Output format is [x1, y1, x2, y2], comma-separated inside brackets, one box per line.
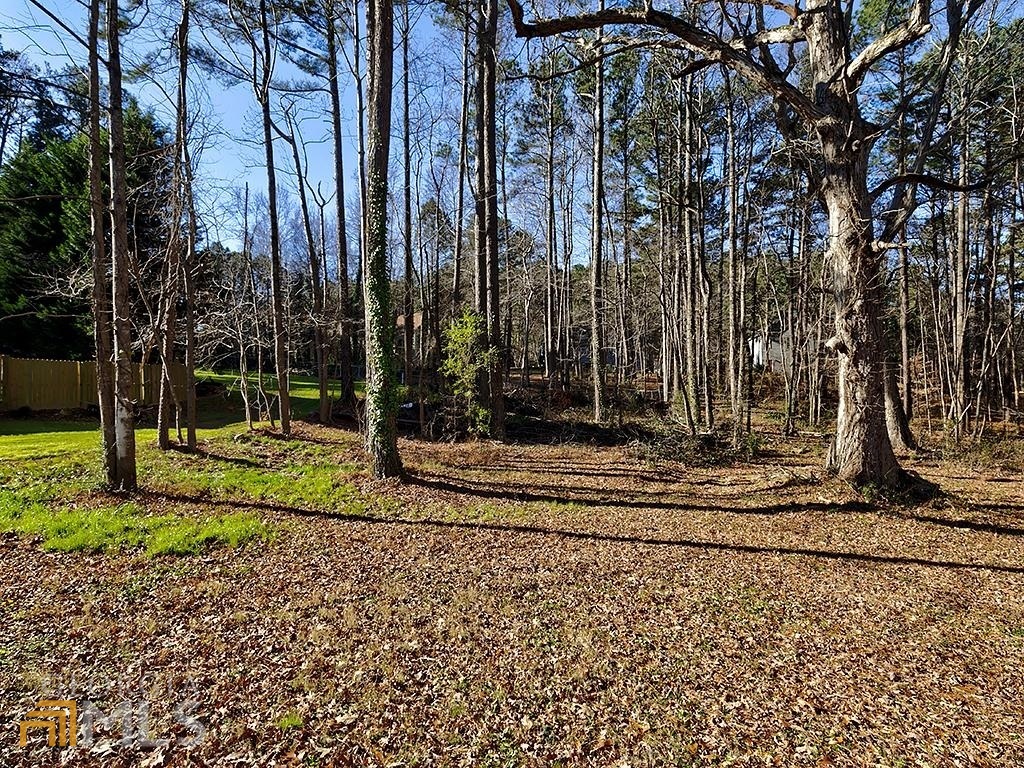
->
[0, 0, 457, 254]
[3, 0, 267, 187]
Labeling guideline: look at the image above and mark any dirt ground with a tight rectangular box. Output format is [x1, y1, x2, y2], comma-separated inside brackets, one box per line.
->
[3, 424, 1024, 766]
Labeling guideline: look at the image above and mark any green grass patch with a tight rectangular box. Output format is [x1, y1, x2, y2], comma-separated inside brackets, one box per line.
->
[145, 512, 272, 556]
[197, 370, 371, 422]
[276, 710, 303, 732]
[140, 446, 365, 513]
[0, 492, 271, 556]
[0, 375, 375, 550]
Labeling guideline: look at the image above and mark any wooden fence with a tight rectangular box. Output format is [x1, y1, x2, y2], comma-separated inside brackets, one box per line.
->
[0, 356, 185, 412]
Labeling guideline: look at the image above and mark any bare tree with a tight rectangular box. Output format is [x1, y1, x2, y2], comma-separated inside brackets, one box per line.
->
[196, 0, 293, 435]
[274, 106, 330, 423]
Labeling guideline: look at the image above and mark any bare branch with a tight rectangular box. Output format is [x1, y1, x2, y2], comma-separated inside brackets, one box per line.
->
[25, 0, 99, 60]
[844, 0, 931, 86]
[871, 172, 985, 203]
[506, 0, 824, 124]
[509, 37, 678, 83]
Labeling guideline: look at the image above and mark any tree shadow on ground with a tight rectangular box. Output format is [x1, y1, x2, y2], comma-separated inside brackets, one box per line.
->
[142, 489, 1024, 575]
[186, 447, 265, 469]
[465, 459, 812, 490]
[403, 470, 1024, 540]
[885, 508, 1024, 537]
[0, 417, 99, 434]
[404, 471, 860, 514]
[415, 473, 812, 505]
[463, 458, 740, 484]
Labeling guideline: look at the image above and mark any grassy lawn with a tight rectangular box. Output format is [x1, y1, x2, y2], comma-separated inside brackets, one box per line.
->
[2, 381, 1024, 765]
[0, 372, 364, 559]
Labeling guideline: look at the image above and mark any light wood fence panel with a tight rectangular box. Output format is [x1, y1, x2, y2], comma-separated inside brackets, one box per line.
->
[0, 356, 185, 411]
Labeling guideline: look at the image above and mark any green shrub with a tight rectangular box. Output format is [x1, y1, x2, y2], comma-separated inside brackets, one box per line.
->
[440, 311, 498, 436]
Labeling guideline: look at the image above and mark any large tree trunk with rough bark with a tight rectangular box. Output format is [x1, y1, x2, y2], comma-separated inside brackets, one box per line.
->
[804, 2, 903, 486]
[816, 134, 902, 484]
[363, 0, 402, 478]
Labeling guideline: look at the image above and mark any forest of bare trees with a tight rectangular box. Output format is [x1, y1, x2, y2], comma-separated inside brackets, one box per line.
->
[1, 0, 1023, 490]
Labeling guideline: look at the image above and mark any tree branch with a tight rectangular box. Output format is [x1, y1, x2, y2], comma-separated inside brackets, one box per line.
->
[506, 0, 823, 124]
[732, 22, 806, 49]
[844, 0, 931, 86]
[26, 0, 103, 63]
[871, 172, 985, 203]
[513, 38, 634, 82]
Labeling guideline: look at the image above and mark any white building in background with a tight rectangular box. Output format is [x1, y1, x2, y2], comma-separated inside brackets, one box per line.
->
[753, 337, 782, 370]
[751, 331, 794, 372]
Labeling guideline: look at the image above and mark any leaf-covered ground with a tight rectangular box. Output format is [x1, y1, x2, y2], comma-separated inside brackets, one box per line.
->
[2, 421, 1024, 766]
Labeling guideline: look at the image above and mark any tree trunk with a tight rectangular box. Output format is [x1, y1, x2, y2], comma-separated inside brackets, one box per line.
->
[481, 0, 504, 436]
[183, 210, 198, 451]
[326, 0, 355, 408]
[258, 0, 291, 436]
[180, 0, 198, 450]
[724, 73, 743, 448]
[472, 0, 490, 416]
[951, 126, 970, 438]
[402, 3, 414, 382]
[589, 12, 606, 423]
[363, 0, 402, 477]
[885, 362, 918, 453]
[818, 131, 902, 485]
[107, 0, 137, 491]
[452, 0, 471, 316]
[544, 58, 558, 387]
[88, 0, 116, 485]
[682, 79, 699, 430]
[156, 263, 180, 449]
[157, 0, 193, 451]
[796, 0, 903, 486]
[352, 0, 368, 288]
